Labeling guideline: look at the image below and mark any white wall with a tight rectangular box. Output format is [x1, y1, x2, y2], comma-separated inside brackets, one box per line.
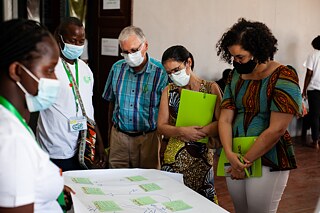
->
[133, 0, 320, 85]
[133, 0, 320, 136]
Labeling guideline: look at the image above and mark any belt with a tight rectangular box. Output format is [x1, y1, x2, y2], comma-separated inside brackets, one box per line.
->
[113, 125, 155, 137]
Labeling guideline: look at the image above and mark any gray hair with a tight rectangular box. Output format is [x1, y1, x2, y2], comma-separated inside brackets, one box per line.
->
[118, 26, 146, 43]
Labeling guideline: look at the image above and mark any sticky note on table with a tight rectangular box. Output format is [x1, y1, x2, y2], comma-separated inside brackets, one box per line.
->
[139, 183, 162, 192]
[132, 196, 157, 206]
[94, 200, 122, 212]
[163, 200, 192, 212]
[71, 177, 92, 184]
[82, 187, 105, 195]
[126, 175, 148, 182]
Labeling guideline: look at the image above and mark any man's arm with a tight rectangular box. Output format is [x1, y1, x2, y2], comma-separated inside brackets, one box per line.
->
[302, 68, 313, 98]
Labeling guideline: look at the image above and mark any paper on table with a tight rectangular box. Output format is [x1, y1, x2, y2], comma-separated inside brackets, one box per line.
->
[64, 169, 229, 213]
[176, 89, 217, 143]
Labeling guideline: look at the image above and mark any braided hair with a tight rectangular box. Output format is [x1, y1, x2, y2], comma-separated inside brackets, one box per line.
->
[0, 19, 52, 71]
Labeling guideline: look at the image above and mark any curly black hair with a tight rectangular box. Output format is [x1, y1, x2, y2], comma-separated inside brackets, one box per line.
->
[311, 35, 320, 50]
[216, 18, 278, 64]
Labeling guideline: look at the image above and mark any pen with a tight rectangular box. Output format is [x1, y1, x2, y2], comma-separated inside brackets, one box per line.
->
[238, 155, 250, 178]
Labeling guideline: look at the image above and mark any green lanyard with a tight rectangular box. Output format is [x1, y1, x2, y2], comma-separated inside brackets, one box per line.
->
[0, 96, 33, 136]
[62, 59, 79, 113]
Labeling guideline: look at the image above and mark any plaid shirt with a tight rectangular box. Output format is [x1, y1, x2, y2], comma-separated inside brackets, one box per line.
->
[102, 55, 168, 132]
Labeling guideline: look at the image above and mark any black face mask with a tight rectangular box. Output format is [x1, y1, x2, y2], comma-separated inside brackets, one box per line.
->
[233, 60, 257, 74]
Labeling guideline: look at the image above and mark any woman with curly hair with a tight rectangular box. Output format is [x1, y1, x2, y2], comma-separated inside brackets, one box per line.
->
[216, 18, 302, 213]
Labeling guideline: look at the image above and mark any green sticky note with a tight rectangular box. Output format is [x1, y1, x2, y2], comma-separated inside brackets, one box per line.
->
[126, 175, 148, 182]
[82, 187, 105, 195]
[71, 177, 93, 184]
[163, 200, 192, 212]
[139, 183, 162, 192]
[132, 196, 157, 206]
[94, 200, 122, 212]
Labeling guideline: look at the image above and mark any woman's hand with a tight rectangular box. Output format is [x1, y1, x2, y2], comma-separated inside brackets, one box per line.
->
[64, 185, 75, 211]
[225, 153, 253, 180]
[227, 167, 246, 180]
[178, 126, 207, 142]
[226, 152, 244, 171]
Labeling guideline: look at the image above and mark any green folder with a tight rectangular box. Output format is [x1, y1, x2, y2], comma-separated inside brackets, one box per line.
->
[176, 89, 217, 143]
[217, 136, 262, 177]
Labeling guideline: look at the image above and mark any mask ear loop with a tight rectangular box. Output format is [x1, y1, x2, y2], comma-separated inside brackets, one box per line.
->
[58, 35, 66, 51]
[16, 81, 29, 94]
[17, 63, 40, 83]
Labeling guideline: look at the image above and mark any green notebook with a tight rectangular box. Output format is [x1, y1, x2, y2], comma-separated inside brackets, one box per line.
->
[176, 89, 217, 143]
[217, 136, 262, 177]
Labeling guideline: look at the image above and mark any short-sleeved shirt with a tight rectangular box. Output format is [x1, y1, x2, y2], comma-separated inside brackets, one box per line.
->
[37, 58, 94, 159]
[303, 49, 320, 90]
[102, 55, 168, 132]
[0, 106, 63, 212]
[221, 65, 302, 170]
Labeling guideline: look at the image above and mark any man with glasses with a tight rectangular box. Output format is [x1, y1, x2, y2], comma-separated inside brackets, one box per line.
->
[102, 26, 168, 169]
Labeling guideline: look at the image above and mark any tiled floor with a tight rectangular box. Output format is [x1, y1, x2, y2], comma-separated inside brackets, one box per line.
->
[214, 136, 320, 213]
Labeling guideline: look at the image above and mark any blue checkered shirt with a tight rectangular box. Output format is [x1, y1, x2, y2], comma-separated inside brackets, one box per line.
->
[102, 56, 168, 132]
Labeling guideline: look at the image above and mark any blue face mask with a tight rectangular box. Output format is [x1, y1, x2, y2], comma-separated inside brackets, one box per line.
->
[16, 64, 60, 112]
[60, 35, 84, 60]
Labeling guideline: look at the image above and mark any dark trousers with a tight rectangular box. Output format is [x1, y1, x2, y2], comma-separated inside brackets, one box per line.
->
[51, 155, 82, 172]
[307, 90, 320, 141]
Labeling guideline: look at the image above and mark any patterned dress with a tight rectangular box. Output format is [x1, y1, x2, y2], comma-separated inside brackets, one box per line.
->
[221, 65, 302, 170]
[161, 81, 218, 203]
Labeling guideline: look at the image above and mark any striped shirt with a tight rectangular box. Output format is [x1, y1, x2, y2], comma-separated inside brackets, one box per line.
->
[102, 55, 168, 132]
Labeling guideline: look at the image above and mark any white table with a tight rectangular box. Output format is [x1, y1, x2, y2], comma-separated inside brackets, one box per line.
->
[64, 169, 229, 213]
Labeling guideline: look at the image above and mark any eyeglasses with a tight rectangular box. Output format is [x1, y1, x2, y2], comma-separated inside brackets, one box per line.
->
[167, 61, 185, 76]
[120, 42, 144, 55]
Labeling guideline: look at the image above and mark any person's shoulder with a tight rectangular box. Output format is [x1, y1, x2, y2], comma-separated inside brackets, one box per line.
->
[202, 80, 222, 95]
[113, 59, 126, 67]
[0, 107, 19, 134]
[148, 57, 166, 72]
[78, 58, 91, 70]
[0, 107, 35, 146]
[274, 65, 299, 83]
[312, 49, 320, 57]
[278, 64, 297, 74]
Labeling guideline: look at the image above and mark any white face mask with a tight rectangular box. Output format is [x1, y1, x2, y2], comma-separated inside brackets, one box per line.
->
[121, 50, 144, 67]
[16, 64, 60, 112]
[169, 67, 190, 87]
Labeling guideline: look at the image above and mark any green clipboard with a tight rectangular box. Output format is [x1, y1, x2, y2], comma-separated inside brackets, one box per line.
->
[217, 136, 262, 177]
[176, 89, 217, 143]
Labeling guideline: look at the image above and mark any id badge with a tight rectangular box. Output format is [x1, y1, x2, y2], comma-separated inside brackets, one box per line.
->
[69, 116, 87, 132]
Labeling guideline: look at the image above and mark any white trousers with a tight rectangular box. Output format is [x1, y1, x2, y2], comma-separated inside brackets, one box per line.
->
[226, 166, 289, 213]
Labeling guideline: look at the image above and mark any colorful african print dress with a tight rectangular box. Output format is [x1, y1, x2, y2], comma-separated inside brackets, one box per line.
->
[161, 82, 218, 203]
[221, 65, 302, 170]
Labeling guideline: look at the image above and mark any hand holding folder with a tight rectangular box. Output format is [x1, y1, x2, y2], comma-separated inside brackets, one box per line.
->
[175, 89, 217, 143]
[217, 137, 262, 177]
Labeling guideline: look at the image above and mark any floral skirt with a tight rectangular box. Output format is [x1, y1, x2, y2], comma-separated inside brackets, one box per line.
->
[161, 137, 218, 204]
